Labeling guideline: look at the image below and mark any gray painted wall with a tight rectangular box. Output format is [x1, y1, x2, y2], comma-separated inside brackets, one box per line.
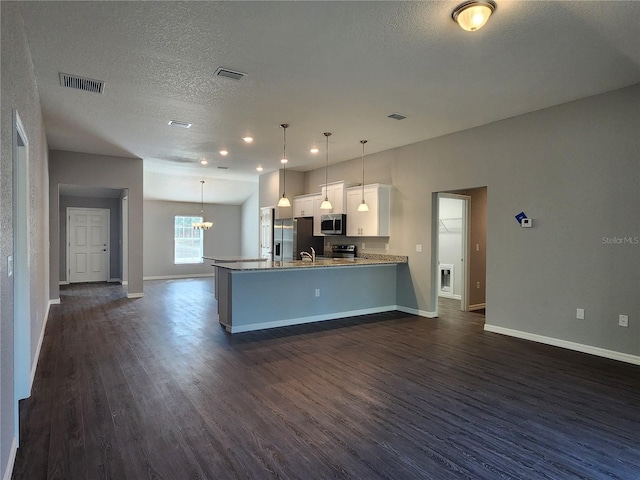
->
[143, 200, 242, 278]
[1, 3, 50, 475]
[241, 190, 260, 258]
[304, 85, 640, 357]
[59, 196, 121, 282]
[49, 151, 144, 298]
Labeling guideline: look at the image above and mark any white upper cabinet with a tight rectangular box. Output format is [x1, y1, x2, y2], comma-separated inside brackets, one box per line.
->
[318, 181, 347, 214]
[346, 184, 391, 237]
[292, 194, 315, 217]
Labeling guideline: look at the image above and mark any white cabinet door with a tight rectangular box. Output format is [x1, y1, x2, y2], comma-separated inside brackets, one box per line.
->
[293, 195, 314, 217]
[318, 182, 345, 214]
[312, 194, 324, 236]
[346, 185, 391, 237]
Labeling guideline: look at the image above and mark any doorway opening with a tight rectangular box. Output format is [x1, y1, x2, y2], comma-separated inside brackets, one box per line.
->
[13, 109, 31, 443]
[433, 187, 487, 316]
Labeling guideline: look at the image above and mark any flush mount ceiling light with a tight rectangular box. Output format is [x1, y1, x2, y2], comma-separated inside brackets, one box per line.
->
[256, 165, 264, 172]
[242, 136, 254, 143]
[357, 140, 369, 212]
[452, 0, 496, 32]
[219, 150, 228, 156]
[277, 124, 291, 208]
[192, 181, 213, 230]
[310, 146, 319, 154]
[320, 132, 333, 210]
[200, 159, 208, 165]
[168, 120, 192, 128]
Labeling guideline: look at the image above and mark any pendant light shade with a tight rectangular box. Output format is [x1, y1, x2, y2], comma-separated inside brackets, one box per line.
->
[193, 180, 213, 230]
[452, 0, 496, 32]
[277, 123, 291, 208]
[320, 132, 333, 210]
[357, 140, 369, 212]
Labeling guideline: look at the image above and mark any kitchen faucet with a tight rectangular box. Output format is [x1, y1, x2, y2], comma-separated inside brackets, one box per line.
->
[300, 246, 316, 262]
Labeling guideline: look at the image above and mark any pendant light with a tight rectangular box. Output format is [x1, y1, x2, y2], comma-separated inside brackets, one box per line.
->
[357, 140, 369, 212]
[320, 132, 333, 210]
[452, 1, 496, 32]
[192, 180, 213, 230]
[277, 123, 291, 208]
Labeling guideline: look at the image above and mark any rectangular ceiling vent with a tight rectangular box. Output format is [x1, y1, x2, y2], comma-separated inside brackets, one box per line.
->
[388, 113, 407, 120]
[59, 72, 105, 94]
[168, 120, 192, 129]
[214, 67, 246, 81]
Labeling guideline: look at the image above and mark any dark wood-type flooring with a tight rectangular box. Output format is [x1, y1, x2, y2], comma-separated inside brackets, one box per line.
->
[12, 279, 640, 479]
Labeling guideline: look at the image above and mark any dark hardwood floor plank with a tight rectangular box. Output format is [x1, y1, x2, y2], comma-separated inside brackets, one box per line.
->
[12, 280, 640, 480]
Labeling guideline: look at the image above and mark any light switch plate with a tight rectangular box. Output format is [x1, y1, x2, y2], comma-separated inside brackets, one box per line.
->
[619, 315, 629, 327]
[416, 244, 423, 252]
[576, 308, 584, 320]
[7, 256, 12, 277]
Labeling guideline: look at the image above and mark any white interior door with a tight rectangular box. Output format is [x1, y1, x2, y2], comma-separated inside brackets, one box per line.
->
[260, 207, 273, 259]
[67, 207, 110, 283]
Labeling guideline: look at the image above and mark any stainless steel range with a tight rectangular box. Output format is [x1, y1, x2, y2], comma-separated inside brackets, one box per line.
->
[331, 244, 356, 259]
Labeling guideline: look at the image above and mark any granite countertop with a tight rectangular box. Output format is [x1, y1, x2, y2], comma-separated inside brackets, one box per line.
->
[203, 256, 265, 263]
[214, 254, 408, 271]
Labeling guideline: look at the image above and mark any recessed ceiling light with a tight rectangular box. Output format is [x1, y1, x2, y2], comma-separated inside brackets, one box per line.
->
[256, 165, 264, 172]
[242, 136, 254, 143]
[168, 120, 192, 128]
[200, 159, 208, 165]
[281, 158, 288, 164]
[310, 147, 319, 154]
[219, 150, 228, 156]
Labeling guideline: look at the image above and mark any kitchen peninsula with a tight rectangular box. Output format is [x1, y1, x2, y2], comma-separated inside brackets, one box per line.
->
[214, 255, 407, 333]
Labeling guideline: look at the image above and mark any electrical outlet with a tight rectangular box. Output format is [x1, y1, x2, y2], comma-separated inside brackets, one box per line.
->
[7, 256, 12, 277]
[385, 243, 389, 251]
[477, 281, 480, 289]
[361, 243, 365, 249]
[576, 308, 585, 320]
[476, 243, 480, 251]
[315, 289, 320, 297]
[619, 314, 628, 327]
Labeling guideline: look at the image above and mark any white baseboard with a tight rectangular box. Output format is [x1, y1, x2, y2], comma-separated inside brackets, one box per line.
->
[59, 280, 69, 286]
[49, 298, 60, 305]
[122, 280, 128, 286]
[2, 436, 16, 480]
[469, 303, 486, 311]
[127, 292, 144, 299]
[397, 305, 438, 318]
[143, 273, 215, 281]
[484, 324, 640, 366]
[229, 306, 398, 333]
[30, 301, 53, 391]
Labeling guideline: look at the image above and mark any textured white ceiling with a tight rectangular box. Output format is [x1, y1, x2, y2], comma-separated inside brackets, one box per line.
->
[16, 1, 640, 204]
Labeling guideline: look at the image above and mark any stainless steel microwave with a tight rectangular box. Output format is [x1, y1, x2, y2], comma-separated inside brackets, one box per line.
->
[320, 214, 346, 235]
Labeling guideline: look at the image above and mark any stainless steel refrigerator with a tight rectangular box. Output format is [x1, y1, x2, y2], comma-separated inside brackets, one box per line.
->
[273, 217, 323, 261]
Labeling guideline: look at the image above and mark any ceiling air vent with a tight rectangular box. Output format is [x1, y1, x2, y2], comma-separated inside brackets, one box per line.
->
[217, 166, 229, 170]
[388, 113, 407, 120]
[168, 120, 192, 129]
[214, 67, 246, 81]
[59, 72, 105, 94]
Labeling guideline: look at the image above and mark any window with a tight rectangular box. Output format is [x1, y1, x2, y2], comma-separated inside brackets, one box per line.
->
[174, 216, 204, 264]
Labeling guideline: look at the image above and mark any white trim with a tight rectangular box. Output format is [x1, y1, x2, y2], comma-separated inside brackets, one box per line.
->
[2, 436, 16, 480]
[143, 273, 215, 281]
[229, 305, 397, 333]
[397, 305, 438, 318]
[59, 280, 69, 286]
[30, 301, 53, 391]
[484, 324, 640, 366]
[49, 298, 61, 305]
[122, 280, 128, 286]
[469, 303, 486, 311]
[127, 292, 144, 299]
